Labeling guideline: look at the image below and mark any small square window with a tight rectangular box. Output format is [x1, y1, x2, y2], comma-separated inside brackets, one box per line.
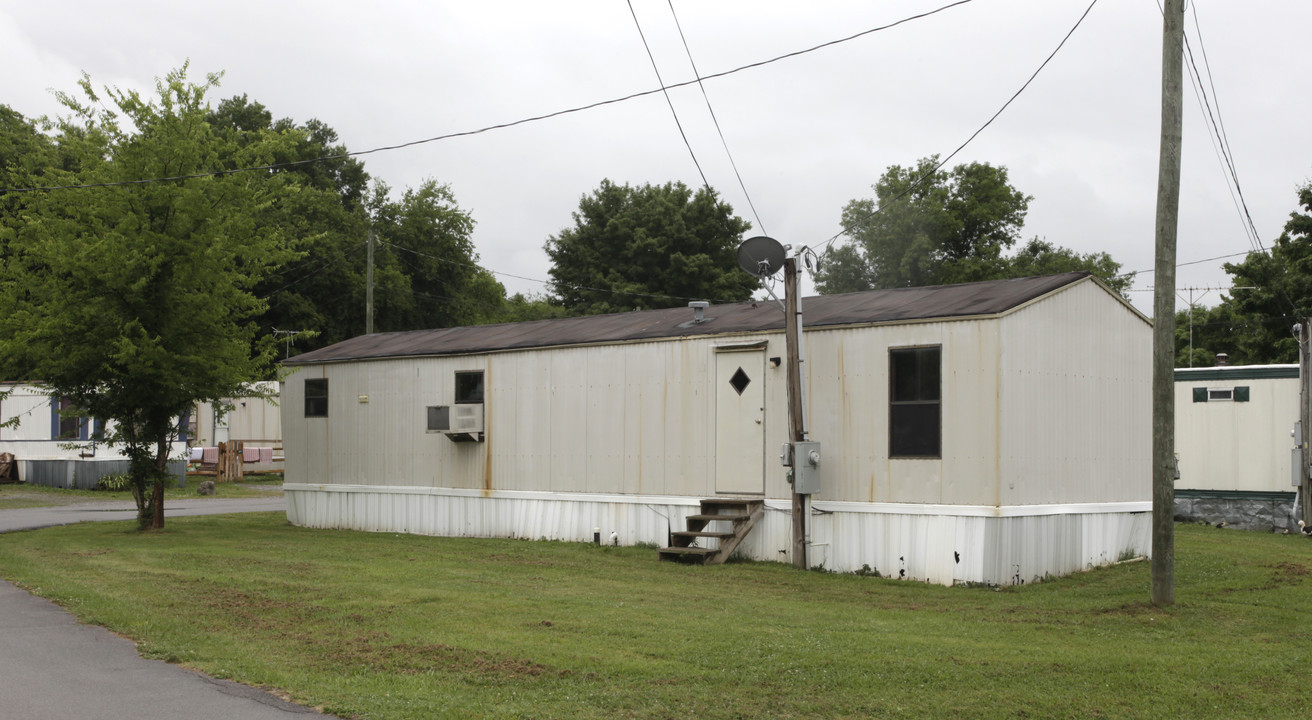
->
[455, 371, 484, 404]
[305, 378, 329, 418]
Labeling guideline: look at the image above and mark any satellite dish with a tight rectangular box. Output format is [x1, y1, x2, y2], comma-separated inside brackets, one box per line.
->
[736, 236, 786, 278]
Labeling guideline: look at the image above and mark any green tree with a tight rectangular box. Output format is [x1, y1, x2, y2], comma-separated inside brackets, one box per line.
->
[816, 156, 1127, 294]
[500, 292, 570, 322]
[1174, 303, 1245, 367]
[817, 157, 1029, 292]
[1212, 183, 1312, 364]
[371, 180, 506, 331]
[1003, 239, 1132, 296]
[545, 180, 757, 314]
[207, 98, 505, 350]
[206, 96, 389, 353]
[0, 106, 54, 186]
[0, 66, 296, 528]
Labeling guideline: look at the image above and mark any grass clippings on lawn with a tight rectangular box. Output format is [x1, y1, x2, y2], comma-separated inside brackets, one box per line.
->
[0, 514, 1308, 719]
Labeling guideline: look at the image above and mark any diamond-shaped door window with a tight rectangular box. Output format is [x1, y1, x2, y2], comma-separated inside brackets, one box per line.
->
[729, 367, 751, 396]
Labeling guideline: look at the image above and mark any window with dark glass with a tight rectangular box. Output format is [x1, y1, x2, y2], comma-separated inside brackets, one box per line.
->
[54, 397, 85, 440]
[304, 378, 329, 418]
[889, 346, 941, 458]
[455, 371, 485, 404]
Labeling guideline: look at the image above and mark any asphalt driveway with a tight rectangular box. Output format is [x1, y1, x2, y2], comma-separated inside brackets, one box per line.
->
[0, 493, 329, 718]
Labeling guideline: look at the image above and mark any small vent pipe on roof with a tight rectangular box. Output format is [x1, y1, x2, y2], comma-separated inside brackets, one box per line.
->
[689, 301, 709, 324]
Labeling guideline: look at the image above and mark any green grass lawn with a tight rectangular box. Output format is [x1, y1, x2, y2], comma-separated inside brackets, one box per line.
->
[0, 476, 282, 509]
[0, 515, 1308, 719]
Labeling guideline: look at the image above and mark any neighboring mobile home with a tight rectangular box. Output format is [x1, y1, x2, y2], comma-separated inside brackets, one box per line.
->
[191, 381, 283, 449]
[281, 272, 1151, 585]
[0, 382, 188, 488]
[1173, 364, 1301, 531]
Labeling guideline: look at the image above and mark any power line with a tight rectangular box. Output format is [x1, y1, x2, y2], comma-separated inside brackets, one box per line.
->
[818, 0, 1099, 255]
[1119, 249, 1255, 279]
[1185, 65, 1259, 252]
[1187, 3, 1261, 251]
[1, 0, 975, 195]
[625, 0, 711, 190]
[665, 0, 767, 236]
[1182, 25, 1261, 252]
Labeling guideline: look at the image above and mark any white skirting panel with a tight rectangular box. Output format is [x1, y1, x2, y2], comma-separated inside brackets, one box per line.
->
[284, 484, 1150, 586]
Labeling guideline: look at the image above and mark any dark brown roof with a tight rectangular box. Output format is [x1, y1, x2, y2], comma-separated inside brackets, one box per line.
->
[285, 272, 1093, 365]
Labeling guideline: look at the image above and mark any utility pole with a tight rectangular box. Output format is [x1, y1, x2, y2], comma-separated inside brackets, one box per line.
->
[783, 256, 807, 570]
[366, 226, 375, 335]
[1151, 0, 1185, 608]
[1300, 318, 1312, 528]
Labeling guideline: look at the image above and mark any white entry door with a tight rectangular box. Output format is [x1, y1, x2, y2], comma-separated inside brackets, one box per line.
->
[715, 350, 765, 494]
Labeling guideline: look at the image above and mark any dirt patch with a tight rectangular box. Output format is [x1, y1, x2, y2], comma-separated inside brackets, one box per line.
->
[1267, 561, 1309, 587]
[309, 632, 575, 680]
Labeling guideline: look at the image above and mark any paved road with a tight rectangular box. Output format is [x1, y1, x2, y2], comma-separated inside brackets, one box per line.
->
[0, 579, 326, 719]
[0, 495, 286, 533]
[0, 494, 328, 718]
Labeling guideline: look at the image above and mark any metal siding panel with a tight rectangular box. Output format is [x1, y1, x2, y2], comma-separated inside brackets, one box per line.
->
[624, 346, 667, 496]
[586, 348, 625, 494]
[940, 321, 1001, 506]
[503, 351, 553, 493]
[663, 341, 710, 497]
[999, 281, 1151, 506]
[549, 351, 588, 492]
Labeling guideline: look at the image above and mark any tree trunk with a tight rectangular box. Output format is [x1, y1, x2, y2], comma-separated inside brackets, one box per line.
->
[150, 480, 165, 529]
[151, 437, 169, 530]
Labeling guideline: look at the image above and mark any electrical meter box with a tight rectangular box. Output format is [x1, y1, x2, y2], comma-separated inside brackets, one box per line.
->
[792, 441, 821, 495]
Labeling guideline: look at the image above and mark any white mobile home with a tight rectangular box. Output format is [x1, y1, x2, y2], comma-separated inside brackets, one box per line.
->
[191, 381, 283, 448]
[0, 382, 189, 487]
[281, 272, 1151, 585]
[1173, 365, 1300, 530]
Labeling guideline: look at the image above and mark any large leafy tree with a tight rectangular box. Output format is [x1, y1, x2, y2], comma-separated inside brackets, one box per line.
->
[1180, 183, 1312, 365]
[816, 156, 1127, 294]
[206, 96, 394, 353]
[370, 179, 507, 332]
[545, 180, 757, 314]
[0, 66, 297, 528]
[207, 97, 505, 352]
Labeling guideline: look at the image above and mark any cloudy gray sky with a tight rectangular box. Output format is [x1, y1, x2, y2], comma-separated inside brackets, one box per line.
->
[4, 0, 1309, 314]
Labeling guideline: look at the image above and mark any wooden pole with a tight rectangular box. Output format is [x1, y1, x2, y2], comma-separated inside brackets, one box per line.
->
[783, 257, 807, 570]
[1301, 318, 1311, 528]
[1151, 0, 1185, 607]
[366, 226, 375, 335]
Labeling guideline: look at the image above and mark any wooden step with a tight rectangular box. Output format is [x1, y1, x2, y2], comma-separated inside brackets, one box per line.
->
[657, 546, 718, 564]
[672, 530, 735, 539]
[685, 513, 750, 523]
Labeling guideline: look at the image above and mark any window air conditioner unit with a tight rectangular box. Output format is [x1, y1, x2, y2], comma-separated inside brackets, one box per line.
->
[427, 403, 485, 442]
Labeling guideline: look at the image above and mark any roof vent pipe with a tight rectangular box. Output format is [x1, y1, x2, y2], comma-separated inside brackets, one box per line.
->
[1215, 353, 1228, 367]
[689, 301, 709, 324]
